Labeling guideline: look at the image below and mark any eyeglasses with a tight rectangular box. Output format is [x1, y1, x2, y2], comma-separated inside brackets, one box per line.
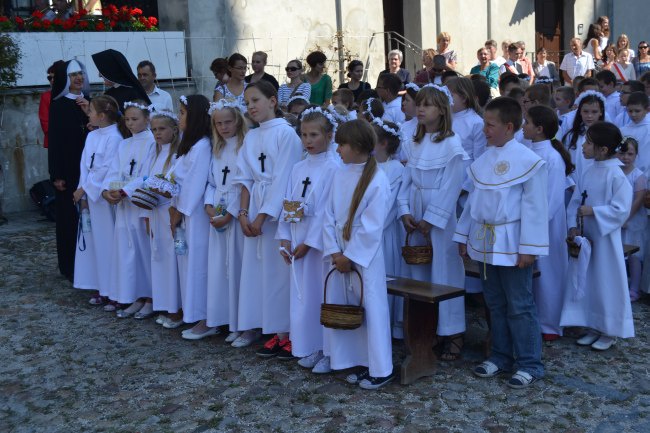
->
[285, 66, 300, 72]
[639, 46, 649, 49]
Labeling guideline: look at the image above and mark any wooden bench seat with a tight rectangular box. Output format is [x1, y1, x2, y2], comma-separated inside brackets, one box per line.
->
[386, 276, 464, 385]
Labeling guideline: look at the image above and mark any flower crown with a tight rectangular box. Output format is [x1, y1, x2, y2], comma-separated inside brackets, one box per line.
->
[123, 101, 154, 112]
[327, 105, 354, 124]
[535, 77, 553, 84]
[179, 95, 188, 106]
[421, 84, 454, 107]
[300, 106, 338, 134]
[363, 97, 377, 120]
[208, 99, 246, 116]
[574, 90, 606, 108]
[405, 82, 421, 92]
[371, 117, 400, 138]
[618, 135, 638, 153]
[152, 110, 178, 122]
[287, 95, 310, 106]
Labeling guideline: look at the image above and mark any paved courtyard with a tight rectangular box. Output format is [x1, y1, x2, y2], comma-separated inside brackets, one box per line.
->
[2, 210, 650, 433]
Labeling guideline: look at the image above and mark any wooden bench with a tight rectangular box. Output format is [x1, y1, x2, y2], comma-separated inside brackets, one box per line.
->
[386, 276, 464, 385]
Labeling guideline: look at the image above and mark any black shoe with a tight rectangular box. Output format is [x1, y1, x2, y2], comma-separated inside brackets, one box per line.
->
[359, 372, 395, 390]
[345, 367, 370, 384]
[276, 339, 295, 360]
[256, 335, 282, 358]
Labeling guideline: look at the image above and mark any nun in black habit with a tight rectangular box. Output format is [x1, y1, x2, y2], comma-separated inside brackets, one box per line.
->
[48, 59, 90, 281]
[91, 49, 151, 109]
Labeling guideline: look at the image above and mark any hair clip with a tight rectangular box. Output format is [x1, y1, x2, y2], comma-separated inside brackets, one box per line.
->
[208, 99, 246, 115]
[300, 106, 338, 134]
[152, 110, 179, 122]
[371, 117, 401, 138]
[123, 101, 152, 112]
[574, 90, 606, 107]
[287, 95, 310, 106]
[421, 84, 454, 106]
[179, 95, 188, 106]
[363, 98, 376, 120]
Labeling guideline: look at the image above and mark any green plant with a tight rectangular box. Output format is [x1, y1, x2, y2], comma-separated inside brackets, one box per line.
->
[0, 33, 21, 88]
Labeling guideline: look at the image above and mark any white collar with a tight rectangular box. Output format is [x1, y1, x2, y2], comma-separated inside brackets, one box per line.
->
[64, 92, 82, 100]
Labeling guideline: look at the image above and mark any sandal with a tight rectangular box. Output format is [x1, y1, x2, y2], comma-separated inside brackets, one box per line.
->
[440, 334, 464, 361]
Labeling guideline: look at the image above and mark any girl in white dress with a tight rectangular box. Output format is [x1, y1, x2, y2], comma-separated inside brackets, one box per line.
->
[398, 85, 468, 361]
[144, 111, 182, 326]
[232, 81, 303, 350]
[277, 107, 341, 369]
[617, 137, 646, 301]
[73, 96, 125, 304]
[562, 122, 634, 350]
[398, 83, 419, 162]
[101, 101, 155, 316]
[323, 119, 394, 390]
[447, 77, 487, 165]
[522, 106, 574, 341]
[201, 100, 248, 342]
[168, 95, 213, 331]
[371, 118, 405, 338]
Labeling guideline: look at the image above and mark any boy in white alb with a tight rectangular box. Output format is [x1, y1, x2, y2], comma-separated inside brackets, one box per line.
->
[453, 97, 549, 389]
[377, 73, 406, 124]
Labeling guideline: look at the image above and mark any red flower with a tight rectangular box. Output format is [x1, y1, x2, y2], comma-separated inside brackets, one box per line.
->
[62, 18, 74, 30]
[79, 21, 88, 29]
[144, 21, 152, 29]
[139, 16, 146, 24]
[131, 8, 143, 16]
[79, 9, 88, 16]
[53, 18, 63, 26]
[0, 16, 8, 23]
[42, 19, 51, 27]
[96, 21, 105, 31]
[31, 10, 44, 19]
[110, 20, 116, 28]
[148, 16, 157, 26]
[14, 16, 24, 24]
[109, 5, 118, 14]
[31, 21, 42, 29]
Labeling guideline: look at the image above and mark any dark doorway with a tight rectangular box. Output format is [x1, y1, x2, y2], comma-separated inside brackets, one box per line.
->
[535, 0, 563, 64]
[382, 0, 404, 69]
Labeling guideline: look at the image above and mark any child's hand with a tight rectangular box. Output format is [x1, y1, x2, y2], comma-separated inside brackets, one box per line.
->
[567, 227, 578, 240]
[333, 254, 352, 273]
[401, 214, 417, 233]
[73, 187, 85, 204]
[76, 96, 90, 114]
[293, 243, 310, 260]
[205, 204, 217, 219]
[211, 213, 233, 229]
[280, 240, 292, 265]
[102, 190, 122, 204]
[239, 215, 254, 237]
[458, 243, 468, 258]
[249, 213, 267, 236]
[578, 205, 594, 216]
[417, 219, 433, 236]
[169, 206, 182, 236]
[516, 254, 535, 268]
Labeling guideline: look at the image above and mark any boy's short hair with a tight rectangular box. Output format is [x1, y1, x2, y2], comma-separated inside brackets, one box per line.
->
[498, 72, 520, 93]
[508, 43, 519, 53]
[640, 71, 650, 84]
[595, 70, 616, 86]
[485, 97, 523, 130]
[627, 91, 649, 109]
[577, 77, 599, 92]
[525, 83, 551, 106]
[555, 86, 576, 105]
[379, 73, 403, 96]
[623, 80, 645, 93]
[332, 88, 354, 108]
[507, 87, 525, 101]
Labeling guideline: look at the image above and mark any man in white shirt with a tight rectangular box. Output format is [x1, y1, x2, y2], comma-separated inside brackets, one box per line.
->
[560, 38, 595, 86]
[485, 39, 506, 67]
[137, 60, 173, 112]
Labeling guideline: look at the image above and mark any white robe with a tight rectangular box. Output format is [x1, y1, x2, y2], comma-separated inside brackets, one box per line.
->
[142, 144, 181, 313]
[74, 124, 121, 293]
[622, 168, 646, 260]
[379, 160, 406, 337]
[397, 133, 469, 336]
[322, 163, 393, 378]
[102, 130, 155, 303]
[531, 140, 569, 335]
[398, 118, 418, 162]
[172, 137, 212, 323]
[621, 116, 650, 176]
[233, 118, 303, 333]
[560, 158, 634, 338]
[452, 109, 487, 166]
[205, 137, 244, 329]
[276, 151, 341, 357]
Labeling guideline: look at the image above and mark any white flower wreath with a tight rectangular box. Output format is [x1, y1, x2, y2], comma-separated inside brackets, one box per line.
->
[421, 83, 454, 107]
[574, 90, 607, 108]
[123, 101, 154, 112]
[151, 110, 179, 122]
[300, 106, 338, 134]
[208, 99, 246, 116]
[371, 117, 401, 138]
[405, 82, 421, 92]
[363, 97, 377, 120]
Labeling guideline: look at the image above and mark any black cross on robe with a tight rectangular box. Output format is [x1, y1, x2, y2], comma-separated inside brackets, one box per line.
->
[222, 166, 230, 185]
[129, 159, 136, 176]
[301, 177, 311, 197]
[90, 153, 95, 169]
[258, 153, 266, 172]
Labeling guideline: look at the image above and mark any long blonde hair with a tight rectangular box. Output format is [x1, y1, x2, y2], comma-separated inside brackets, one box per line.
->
[150, 113, 180, 173]
[413, 86, 455, 143]
[334, 119, 378, 241]
[210, 106, 248, 156]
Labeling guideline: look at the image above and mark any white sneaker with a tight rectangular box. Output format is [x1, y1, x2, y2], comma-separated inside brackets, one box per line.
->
[155, 315, 168, 325]
[312, 356, 332, 374]
[576, 331, 600, 346]
[225, 331, 241, 343]
[591, 335, 616, 351]
[231, 329, 261, 348]
[298, 350, 324, 368]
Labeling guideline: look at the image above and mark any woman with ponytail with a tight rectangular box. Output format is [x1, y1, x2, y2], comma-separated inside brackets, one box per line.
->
[322, 119, 394, 390]
[522, 105, 574, 342]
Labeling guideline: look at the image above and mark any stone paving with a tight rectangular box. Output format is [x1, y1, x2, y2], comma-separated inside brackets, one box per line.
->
[2, 210, 650, 433]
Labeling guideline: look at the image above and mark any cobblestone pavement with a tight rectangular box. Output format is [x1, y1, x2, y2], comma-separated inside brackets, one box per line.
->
[2, 210, 650, 433]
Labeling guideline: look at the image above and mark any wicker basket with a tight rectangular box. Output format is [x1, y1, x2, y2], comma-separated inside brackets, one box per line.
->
[283, 199, 304, 223]
[131, 188, 159, 210]
[402, 232, 433, 264]
[320, 268, 364, 330]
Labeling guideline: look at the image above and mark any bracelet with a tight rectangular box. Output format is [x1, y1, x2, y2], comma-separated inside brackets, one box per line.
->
[238, 209, 249, 217]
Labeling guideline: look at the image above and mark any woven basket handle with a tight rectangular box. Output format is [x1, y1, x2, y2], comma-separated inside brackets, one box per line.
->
[405, 231, 432, 247]
[323, 266, 364, 307]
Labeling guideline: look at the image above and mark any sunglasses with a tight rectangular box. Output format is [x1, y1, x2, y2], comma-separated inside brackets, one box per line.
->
[285, 66, 300, 72]
[639, 46, 649, 49]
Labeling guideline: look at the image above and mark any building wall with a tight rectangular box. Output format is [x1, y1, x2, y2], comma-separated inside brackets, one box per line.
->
[611, 0, 647, 49]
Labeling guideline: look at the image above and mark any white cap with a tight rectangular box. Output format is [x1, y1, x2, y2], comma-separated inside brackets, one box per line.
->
[66, 60, 82, 74]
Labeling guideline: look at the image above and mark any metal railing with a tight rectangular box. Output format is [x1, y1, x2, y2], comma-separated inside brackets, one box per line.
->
[371, 31, 424, 74]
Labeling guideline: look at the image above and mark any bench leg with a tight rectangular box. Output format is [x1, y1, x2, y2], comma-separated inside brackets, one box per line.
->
[400, 299, 438, 385]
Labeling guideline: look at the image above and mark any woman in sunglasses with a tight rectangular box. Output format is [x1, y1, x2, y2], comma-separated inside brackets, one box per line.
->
[633, 41, 650, 78]
[278, 59, 311, 110]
